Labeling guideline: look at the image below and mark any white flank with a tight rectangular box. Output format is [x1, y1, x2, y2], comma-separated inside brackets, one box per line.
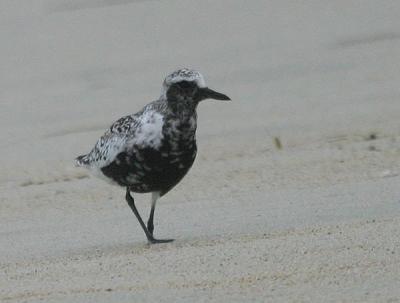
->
[133, 111, 164, 149]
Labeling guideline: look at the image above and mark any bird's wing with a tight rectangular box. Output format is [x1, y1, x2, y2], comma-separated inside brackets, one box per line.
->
[77, 105, 165, 168]
[76, 115, 139, 168]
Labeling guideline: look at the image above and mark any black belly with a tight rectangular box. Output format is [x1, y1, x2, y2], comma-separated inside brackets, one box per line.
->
[101, 142, 197, 196]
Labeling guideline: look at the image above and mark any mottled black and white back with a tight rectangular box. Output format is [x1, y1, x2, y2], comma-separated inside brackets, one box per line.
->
[76, 68, 230, 243]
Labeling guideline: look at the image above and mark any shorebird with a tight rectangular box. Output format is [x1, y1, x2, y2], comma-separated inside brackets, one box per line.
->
[76, 68, 230, 243]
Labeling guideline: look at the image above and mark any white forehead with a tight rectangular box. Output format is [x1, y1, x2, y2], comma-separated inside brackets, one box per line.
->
[164, 68, 206, 88]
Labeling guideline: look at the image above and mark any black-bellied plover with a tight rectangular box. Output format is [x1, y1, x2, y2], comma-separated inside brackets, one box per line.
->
[76, 68, 230, 243]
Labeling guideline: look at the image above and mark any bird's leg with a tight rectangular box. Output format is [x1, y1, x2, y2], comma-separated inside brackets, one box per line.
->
[147, 192, 159, 236]
[125, 188, 173, 244]
[147, 207, 154, 235]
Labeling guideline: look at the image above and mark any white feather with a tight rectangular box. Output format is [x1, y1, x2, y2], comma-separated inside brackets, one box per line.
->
[133, 111, 164, 149]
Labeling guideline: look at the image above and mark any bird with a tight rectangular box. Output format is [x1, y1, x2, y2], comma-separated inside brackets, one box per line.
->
[75, 68, 230, 244]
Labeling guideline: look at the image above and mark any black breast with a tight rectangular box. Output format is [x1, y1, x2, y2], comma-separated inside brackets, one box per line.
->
[101, 138, 197, 196]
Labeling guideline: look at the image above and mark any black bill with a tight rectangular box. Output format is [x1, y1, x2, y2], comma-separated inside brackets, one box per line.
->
[199, 87, 231, 101]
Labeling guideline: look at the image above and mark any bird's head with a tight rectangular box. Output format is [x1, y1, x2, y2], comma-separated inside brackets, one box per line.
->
[161, 69, 230, 109]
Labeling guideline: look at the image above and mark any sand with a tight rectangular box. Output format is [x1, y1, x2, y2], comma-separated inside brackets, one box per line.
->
[1, 0, 400, 302]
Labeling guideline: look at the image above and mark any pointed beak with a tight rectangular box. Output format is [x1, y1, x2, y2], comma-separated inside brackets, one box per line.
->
[199, 87, 231, 101]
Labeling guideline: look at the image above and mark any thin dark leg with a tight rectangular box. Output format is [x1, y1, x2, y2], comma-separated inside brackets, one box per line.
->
[147, 205, 155, 236]
[125, 188, 173, 244]
[147, 192, 158, 236]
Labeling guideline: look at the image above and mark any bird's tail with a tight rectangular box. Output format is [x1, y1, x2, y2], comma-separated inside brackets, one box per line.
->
[75, 154, 90, 167]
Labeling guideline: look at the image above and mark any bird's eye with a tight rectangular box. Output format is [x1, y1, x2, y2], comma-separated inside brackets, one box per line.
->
[177, 81, 192, 89]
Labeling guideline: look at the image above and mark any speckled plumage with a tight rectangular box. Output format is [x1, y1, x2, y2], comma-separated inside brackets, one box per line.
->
[75, 68, 230, 243]
[76, 90, 197, 195]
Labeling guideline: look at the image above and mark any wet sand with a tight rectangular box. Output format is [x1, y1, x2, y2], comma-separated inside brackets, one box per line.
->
[1, 1, 400, 302]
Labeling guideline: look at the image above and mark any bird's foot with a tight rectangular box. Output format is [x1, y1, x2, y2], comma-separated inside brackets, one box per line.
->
[147, 236, 174, 244]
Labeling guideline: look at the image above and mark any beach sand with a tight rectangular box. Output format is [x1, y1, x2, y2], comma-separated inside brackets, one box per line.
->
[1, 1, 400, 302]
